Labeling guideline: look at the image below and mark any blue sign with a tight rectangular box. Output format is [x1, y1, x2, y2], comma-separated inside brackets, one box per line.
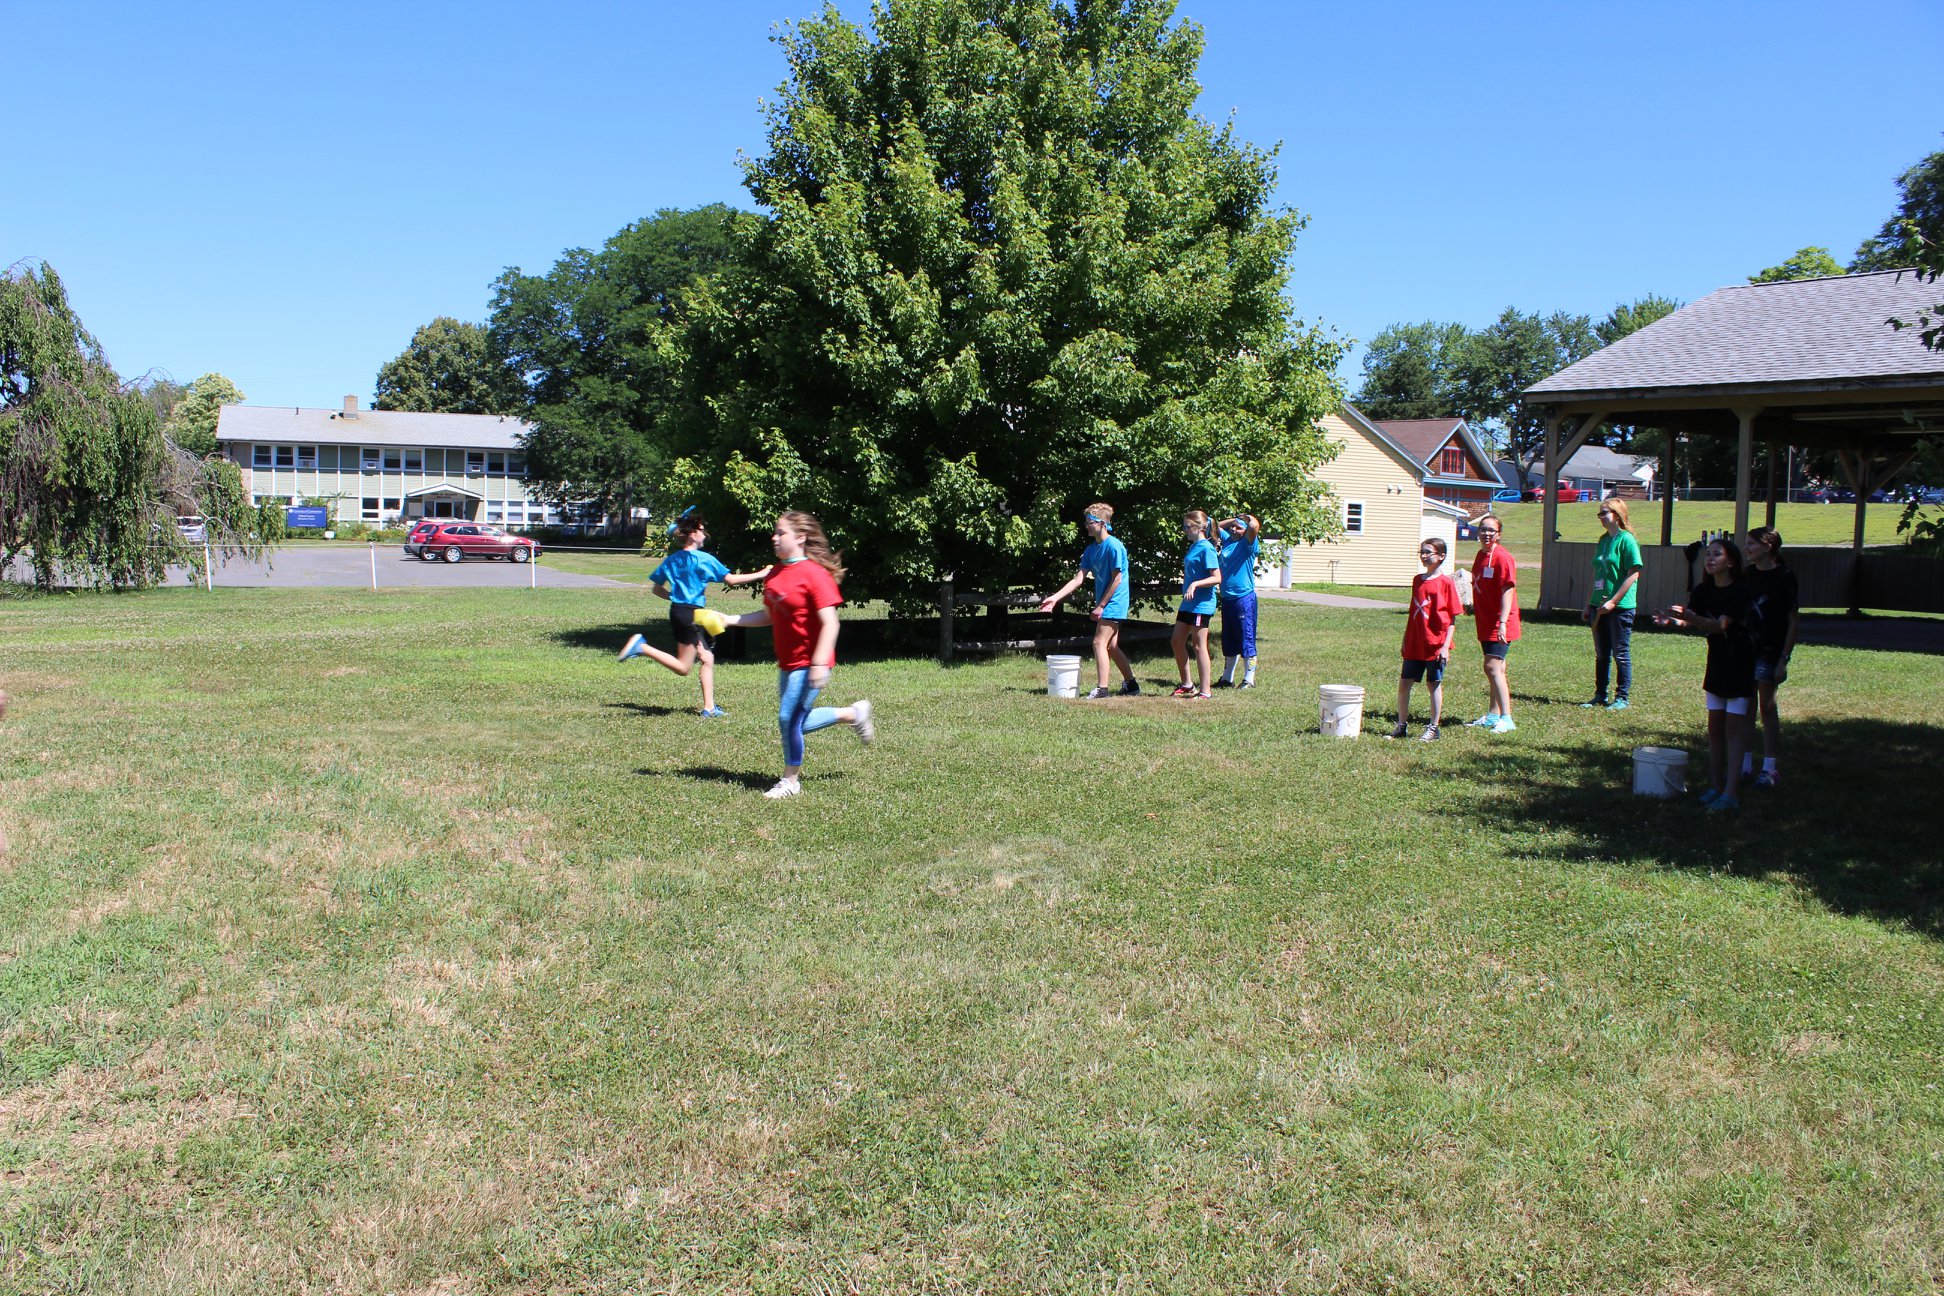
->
[287, 506, 330, 529]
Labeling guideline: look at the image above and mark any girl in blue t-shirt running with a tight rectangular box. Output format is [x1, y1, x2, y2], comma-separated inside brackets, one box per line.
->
[618, 512, 770, 716]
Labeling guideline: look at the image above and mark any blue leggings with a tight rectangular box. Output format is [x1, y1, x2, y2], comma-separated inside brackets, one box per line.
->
[777, 668, 843, 766]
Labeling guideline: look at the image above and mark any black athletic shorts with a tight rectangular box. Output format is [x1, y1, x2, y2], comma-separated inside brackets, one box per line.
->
[669, 603, 714, 649]
[1175, 610, 1214, 628]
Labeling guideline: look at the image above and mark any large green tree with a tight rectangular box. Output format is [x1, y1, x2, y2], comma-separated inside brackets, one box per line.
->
[1451, 307, 1599, 483]
[1353, 321, 1467, 420]
[162, 371, 245, 457]
[1749, 246, 1843, 284]
[488, 204, 746, 518]
[1, 264, 260, 590]
[1850, 146, 1944, 273]
[660, 0, 1345, 606]
[373, 317, 504, 414]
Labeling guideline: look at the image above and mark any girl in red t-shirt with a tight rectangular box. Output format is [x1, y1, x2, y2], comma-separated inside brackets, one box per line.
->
[1467, 513, 1521, 734]
[710, 511, 874, 798]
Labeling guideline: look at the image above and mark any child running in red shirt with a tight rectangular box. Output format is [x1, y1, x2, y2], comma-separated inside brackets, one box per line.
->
[706, 511, 874, 799]
[1386, 537, 1461, 742]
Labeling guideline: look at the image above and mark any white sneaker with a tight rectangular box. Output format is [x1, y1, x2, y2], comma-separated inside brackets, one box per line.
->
[1490, 717, 1517, 734]
[618, 633, 648, 662]
[762, 777, 802, 799]
[852, 699, 874, 744]
[1467, 713, 1499, 728]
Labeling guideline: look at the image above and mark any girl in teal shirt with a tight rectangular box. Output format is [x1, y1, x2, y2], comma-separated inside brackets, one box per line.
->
[1583, 497, 1643, 710]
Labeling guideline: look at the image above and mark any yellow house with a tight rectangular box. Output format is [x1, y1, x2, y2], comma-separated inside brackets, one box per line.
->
[1272, 405, 1470, 587]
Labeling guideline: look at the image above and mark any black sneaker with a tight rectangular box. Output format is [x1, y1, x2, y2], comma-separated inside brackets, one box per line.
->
[1084, 686, 1114, 700]
[1118, 679, 1140, 696]
[1236, 678, 1255, 689]
[1384, 721, 1409, 740]
[1212, 679, 1234, 689]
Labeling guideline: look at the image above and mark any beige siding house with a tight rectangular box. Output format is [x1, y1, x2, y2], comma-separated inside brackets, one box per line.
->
[1273, 406, 1459, 587]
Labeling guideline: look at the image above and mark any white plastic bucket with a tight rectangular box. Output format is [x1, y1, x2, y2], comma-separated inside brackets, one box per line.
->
[1632, 745, 1688, 797]
[1046, 654, 1082, 698]
[1318, 684, 1365, 738]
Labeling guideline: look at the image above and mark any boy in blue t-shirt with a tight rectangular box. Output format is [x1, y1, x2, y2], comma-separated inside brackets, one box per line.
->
[1040, 501, 1139, 698]
[619, 512, 769, 716]
[1213, 513, 1261, 687]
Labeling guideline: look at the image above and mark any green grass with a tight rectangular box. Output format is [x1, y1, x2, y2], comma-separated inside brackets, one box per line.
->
[2, 588, 1940, 1293]
[537, 547, 659, 583]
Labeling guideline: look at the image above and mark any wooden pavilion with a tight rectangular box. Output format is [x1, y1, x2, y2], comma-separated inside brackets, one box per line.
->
[1521, 270, 1944, 613]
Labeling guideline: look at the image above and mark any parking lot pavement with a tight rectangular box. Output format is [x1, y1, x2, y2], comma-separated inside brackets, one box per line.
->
[159, 545, 631, 589]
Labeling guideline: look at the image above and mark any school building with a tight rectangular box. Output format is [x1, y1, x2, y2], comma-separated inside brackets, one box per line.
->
[214, 397, 561, 529]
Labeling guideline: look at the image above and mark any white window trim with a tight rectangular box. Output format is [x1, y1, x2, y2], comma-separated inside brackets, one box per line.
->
[1343, 500, 1366, 534]
[252, 444, 272, 468]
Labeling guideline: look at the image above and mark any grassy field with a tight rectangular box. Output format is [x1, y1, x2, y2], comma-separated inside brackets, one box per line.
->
[1488, 501, 1920, 575]
[2, 587, 1940, 1294]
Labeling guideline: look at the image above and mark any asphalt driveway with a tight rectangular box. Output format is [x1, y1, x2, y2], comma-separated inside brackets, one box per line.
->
[6, 546, 628, 589]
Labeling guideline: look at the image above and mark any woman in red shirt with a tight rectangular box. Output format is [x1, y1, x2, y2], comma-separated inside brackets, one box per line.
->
[1467, 514, 1521, 734]
[711, 511, 874, 798]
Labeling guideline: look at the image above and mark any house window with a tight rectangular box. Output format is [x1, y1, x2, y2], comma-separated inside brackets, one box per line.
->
[1344, 501, 1365, 534]
[362, 447, 381, 471]
[362, 497, 380, 520]
[466, 451, 486, 474]
[252, 444, 272, 469]
[1440, 445, 1466, 476]
[383, 448, 402, 471]
[404, 448, 423, 472]
[382, 497, 400, 512]
[274, 444, 295, 468]
[487, 452, 506, 475]
[508, 455, 526, 477]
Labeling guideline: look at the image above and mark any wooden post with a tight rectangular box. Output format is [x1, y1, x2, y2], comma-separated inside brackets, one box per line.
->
[938, 578, 955, 665]
[1732, 407, 1759, 539]
[1539, 414, 1563, 610]
[1659, 428, 1675, 547]
[1764, 444, 1778, 529]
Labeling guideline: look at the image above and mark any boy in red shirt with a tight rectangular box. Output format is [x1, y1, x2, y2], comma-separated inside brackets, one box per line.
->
[1386, 537, 1461, 742]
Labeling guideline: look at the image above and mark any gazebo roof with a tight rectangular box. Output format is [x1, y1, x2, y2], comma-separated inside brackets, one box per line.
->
[1527, 269, 1943, 403]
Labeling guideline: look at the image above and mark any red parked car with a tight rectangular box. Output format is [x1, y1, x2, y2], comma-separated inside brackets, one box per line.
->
[1522, 481, 1584, 503]
[408, 522, 541, 564]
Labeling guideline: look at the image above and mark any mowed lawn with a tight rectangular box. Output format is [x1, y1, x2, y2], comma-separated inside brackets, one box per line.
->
[2, 588, 1940, 1294]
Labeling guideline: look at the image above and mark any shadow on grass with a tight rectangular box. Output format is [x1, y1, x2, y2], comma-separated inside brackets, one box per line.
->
[1450, 717, 1944, 938]
[604, 700, 684, 718]
[637, 765, 851, 792]
[552, 613, 1185, 667]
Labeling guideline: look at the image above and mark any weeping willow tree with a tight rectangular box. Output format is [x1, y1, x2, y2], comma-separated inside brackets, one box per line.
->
[1, 261, 262, 591]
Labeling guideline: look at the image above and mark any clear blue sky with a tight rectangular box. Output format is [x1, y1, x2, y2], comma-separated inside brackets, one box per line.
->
[6, 1, 1938, 409]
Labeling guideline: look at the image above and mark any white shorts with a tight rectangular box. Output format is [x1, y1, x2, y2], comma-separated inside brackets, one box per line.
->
[1704, 691, 1750, 715]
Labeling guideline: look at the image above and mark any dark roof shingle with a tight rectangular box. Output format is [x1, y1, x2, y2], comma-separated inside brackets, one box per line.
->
[1526, 270, 1943, 398]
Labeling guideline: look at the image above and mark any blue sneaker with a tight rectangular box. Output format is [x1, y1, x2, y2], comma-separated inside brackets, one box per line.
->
[1468, 713, 1500, 728]
[1697, 787, 1722, 807]
[699, 705, 728, 718]
[1706, 794, 1740, 814]
[1489, 716, 1517, 734]
[618, 633, 648, 662]
[1606, 698, 1630, 711]
[1579, 697, 1608, 709]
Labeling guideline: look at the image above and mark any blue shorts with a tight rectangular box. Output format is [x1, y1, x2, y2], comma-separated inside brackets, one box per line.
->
[1400, 658, 1446, 684]
[1753, 652, 1787, 684]
[1480, 640, 1510, 661]
[1219, 592, 1258, 657]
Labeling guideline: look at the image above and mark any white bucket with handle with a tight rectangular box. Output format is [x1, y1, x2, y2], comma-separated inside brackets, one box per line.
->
[1318, 684, 1365, 737]
[1046, 654, 1082, 698]
[1632, 745, 1688, 797]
